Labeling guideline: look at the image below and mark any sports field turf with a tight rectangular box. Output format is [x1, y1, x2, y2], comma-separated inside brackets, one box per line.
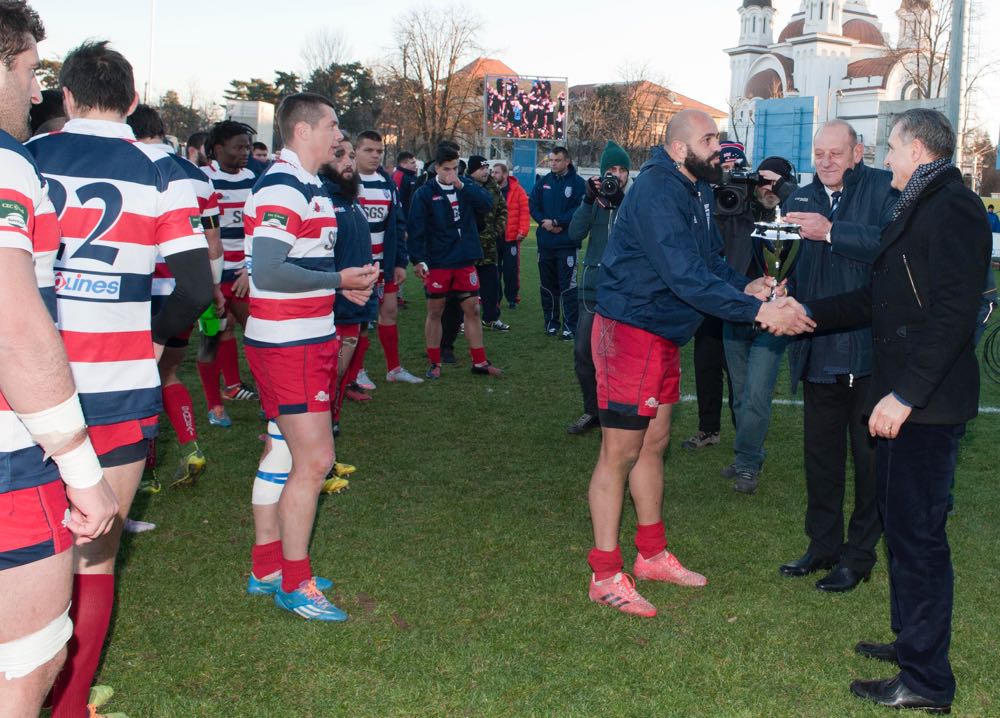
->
[100, 248, 1000, 717]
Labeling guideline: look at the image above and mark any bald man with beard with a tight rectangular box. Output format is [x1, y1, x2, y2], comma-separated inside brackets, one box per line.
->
[583, 110, 815, 616]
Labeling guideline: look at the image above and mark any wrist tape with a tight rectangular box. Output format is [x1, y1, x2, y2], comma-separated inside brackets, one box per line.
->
[17, 393, 87, 461]
[52, 437, 103, 489]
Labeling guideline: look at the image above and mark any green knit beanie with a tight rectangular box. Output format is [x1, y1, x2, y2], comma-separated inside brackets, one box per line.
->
[599, 140, 630, 175]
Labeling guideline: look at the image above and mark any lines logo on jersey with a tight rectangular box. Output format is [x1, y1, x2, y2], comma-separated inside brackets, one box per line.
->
[0, 199, 28, 229]
[54, 270, 122, 300]
[262, 211, 289, 229]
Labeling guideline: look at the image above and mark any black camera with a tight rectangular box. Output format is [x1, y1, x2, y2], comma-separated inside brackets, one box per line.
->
[714, 169, 763, 216]
[598, 172, 621, 198]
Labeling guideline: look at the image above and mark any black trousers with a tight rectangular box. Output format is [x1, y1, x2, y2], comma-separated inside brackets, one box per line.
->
[538, 248, 578, 334]
[497, 240, 521, 305]
[573, 303, 597, 416]
[879, 422, 962, 704]
[802, 376, 880, 572]
[692, 315, 733, 434]
[478, 264, 500, 323]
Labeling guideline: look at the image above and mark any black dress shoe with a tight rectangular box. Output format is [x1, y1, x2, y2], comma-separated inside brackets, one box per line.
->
[855, 641, 899, 665]
[778, 551, 837, 577]
[850, 674, 950, 713]
[566, 413, 599, 435]
[815, 563, 871, 592]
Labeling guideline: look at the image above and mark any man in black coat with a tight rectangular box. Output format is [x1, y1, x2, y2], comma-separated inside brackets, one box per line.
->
[805, 108, 991, 714]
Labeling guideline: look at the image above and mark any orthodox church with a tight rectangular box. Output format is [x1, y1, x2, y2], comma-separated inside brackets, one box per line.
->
[726, 0, 944, 160]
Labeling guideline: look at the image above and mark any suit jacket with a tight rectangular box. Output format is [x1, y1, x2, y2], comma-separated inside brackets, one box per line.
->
[807, 166, 992, 425]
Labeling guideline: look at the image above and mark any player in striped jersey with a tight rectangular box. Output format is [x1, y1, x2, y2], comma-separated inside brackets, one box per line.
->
[242, 93, 376, 622]
[30, 42, 214, 718]
[129, 104, 225, 492]
[198, 120, 259, 427]
[0, 7, 118, 713]
[355, 130, 423, 386]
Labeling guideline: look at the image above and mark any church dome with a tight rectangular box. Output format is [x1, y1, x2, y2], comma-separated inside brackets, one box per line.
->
[742, 0, 773, 6]
[842, 19, 886, 44]
[777, 18, 804, 42]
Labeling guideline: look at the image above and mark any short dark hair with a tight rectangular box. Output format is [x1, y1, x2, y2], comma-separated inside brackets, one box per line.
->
[276, 92, 336, 143]
[891, 108, 955, 160]
[186, 131, 207, 150]
[206, 119, 255, 159]
[438, 139, 460, 153]
[60, 41, 135, 116]
[126, 103, 165, 140]
[252, 141, 268, 152]
[990, 205, 995, 211]
[0, 0, 44, 70]
[357, 130, 382, 145]
[551, 146, 569, 158]
[435, 144, 459, 165]
[396, 151, 414, 164]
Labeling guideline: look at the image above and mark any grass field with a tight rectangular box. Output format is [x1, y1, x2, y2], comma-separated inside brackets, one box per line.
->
[97, 245, 1000, 718]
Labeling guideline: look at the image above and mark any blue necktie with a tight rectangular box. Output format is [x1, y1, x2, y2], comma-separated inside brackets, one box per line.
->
[829, 190, 842, 218]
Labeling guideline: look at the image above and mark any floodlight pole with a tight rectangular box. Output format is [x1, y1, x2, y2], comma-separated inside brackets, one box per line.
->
[144, 0, 156, 104]
[946, 0, 968, 165]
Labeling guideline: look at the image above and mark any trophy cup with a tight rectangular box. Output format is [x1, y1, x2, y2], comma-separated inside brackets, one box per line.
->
[752, 206, 803, 300]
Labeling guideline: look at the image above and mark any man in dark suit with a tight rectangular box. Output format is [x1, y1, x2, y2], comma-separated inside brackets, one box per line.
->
[805, 108, 992, 713]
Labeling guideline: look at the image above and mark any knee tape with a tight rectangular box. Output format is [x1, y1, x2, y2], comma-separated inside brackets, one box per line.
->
[252, 421, 290, 506]
[0, 605, 71, 680]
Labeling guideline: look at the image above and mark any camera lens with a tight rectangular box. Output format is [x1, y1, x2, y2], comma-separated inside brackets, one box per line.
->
[717, 187, 741, 213]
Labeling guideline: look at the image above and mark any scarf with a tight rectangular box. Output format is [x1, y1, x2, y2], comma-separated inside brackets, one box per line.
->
[892, 157, 951, 220]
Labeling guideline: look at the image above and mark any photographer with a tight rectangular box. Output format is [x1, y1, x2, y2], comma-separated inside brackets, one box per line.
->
[566, 140, 630, 435]
[715, 156, 799, 494]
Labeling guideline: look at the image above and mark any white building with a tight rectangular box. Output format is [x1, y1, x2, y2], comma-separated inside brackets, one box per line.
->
[726, 0, 945, 161]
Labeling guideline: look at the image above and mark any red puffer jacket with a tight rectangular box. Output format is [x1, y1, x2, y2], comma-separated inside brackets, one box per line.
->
[502, 176, 530, 242]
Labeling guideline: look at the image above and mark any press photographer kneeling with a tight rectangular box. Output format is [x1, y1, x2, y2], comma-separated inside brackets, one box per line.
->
[715, 153, 799, 494]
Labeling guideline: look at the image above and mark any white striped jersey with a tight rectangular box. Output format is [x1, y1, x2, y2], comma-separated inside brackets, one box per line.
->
[0, 129, 62, 491]
[358, 172, 394, 263]
[27, 119, 207, 426]
[151, 144, 219, 300]
[243, 148, 338, 348]
[203, 161, 256, 280]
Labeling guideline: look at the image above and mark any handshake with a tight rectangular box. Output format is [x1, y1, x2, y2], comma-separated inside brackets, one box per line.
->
[744, 276, 816, 336]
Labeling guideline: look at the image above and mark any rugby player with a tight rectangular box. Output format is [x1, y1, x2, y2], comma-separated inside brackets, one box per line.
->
[242, 92, 376, 621]
[408, 144, 502, 378]
[128, 104, 224, 491]
[0, 5, 117, 715]
[198, 119, 259, 427]
[30, 41, 213, 716]
[355, 130, 422, 386]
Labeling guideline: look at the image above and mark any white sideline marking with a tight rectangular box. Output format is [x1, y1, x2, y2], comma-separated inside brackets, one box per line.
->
[679, 394, 1000, 415]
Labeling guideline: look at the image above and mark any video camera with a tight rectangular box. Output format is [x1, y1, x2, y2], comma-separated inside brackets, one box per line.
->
[714, 169, 764, 216]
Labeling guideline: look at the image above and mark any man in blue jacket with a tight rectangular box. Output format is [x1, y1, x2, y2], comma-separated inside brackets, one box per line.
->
[585, 110, 814, 616]
[780, 120, 899, 593]
[530, 146, 586, 339]
[408, 144, 502, 379]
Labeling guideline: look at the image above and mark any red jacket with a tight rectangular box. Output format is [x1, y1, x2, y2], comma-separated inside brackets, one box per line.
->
[502, 176, 530, 242]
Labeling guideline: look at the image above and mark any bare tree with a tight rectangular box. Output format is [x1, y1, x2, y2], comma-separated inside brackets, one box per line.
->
[300, 28, 351, 76]
[379, 4, 484, 156]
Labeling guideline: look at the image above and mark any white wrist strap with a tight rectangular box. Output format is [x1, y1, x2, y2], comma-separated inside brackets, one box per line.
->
[17, 393, 87, 460]
[52, 437, 103, 489]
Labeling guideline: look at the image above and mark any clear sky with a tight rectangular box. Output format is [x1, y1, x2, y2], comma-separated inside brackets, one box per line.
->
[30, 0, 999, 145]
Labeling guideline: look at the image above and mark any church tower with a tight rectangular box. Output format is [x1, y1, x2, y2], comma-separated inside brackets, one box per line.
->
[738, 0, 776, 47]
[802, 0, 843, 35]
[897, 0, 933, 49]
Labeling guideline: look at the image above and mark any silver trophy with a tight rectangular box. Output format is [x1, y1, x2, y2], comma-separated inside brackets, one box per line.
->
[752, 206, 803, 299]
